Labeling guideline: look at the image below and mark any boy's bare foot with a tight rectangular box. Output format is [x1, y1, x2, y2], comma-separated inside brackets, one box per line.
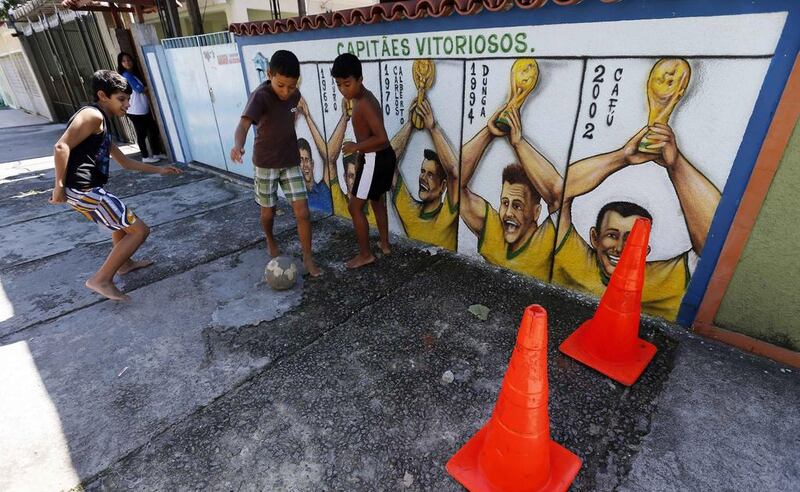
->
[304, 259, 323, 277]
[377, 241, 391, 256]
[345, 253, 376, 270]
[267, 243, 281, 257]
[118, 259, 154, 275]
[85, 278, 130, 301]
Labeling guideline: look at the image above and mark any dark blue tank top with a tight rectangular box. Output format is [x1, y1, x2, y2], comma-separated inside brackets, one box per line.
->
[65, 104, 112, 189]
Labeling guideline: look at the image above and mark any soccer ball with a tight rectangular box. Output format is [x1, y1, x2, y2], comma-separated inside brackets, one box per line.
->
[264, 256, 298, 291]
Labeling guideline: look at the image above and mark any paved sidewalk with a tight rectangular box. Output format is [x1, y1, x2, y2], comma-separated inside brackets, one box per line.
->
[0, 124, 797, 491]
[0, 107, 50, 129]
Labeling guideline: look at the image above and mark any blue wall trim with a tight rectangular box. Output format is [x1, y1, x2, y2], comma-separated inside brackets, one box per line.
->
[142, 44, 192, 164]
[234, 0, 800, 326]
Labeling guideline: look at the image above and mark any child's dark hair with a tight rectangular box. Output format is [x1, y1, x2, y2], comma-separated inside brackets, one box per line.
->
[269, 50, 300, 79]
[116, 52, 140, 77]
[91, 70, 132, 101]
[331, 53, 362, 80]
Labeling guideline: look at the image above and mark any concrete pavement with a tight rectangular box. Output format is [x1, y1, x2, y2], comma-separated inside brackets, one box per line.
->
[0, 107, 50, 129]
[619, 337, 798, 491]
[0, 122, 797, 491]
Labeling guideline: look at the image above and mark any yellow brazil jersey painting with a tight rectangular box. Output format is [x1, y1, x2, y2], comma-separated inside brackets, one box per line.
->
[478, 204, 556, 282]
[552, 225, 690, 320]
[392, 177, 458, 251]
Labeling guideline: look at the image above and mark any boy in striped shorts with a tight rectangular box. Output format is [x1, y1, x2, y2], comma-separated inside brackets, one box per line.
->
[231, 50, 322, 277]
[50, 70, 181, 301]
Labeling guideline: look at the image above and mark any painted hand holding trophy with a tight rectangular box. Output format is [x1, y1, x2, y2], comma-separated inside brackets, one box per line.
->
[344, 98, 354, 119]
[411, 59, 436, 129]
[639, 58, 691, 153]
[494, 58, 539, 134]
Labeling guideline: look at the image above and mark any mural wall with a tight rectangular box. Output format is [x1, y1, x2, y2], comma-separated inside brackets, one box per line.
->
[231, 8, 794, 321]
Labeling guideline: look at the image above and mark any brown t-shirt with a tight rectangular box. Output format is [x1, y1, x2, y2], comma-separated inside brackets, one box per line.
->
[242, 81, 301, 169]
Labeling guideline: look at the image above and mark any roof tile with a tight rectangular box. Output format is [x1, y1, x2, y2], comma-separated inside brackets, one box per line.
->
[230, 0, 621, 36]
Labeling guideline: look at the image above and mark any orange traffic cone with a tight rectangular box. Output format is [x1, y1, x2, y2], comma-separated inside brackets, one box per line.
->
[559, 217, 656, 386]
[447, 305, 582, 492]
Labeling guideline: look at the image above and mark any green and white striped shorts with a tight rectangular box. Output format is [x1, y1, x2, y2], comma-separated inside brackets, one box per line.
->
[253, 165, 308, 208]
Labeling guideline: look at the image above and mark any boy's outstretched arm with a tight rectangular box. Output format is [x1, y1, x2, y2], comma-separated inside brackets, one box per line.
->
[111, 145, 181, 175]
[50, 109, 104, 204]
[231, 117, 253, 164]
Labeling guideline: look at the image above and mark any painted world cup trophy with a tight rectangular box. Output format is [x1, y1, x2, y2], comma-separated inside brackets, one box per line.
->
[412, 59, 436, 129]
[638, 58, 691, 153]
[494, 58, 539, 134]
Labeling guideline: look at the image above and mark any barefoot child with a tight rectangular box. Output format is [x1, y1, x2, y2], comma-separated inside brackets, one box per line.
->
[50, 70, 181, 301]
[231, 50, 322, 277]
[331, 53, 395, 269]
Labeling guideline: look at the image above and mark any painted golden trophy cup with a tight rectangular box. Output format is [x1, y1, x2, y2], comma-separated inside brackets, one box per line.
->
[494, 58, 539, 134]
[412, 59, 436, 129]
[638, 58, 691, 153]
[344, 98, 354, 119]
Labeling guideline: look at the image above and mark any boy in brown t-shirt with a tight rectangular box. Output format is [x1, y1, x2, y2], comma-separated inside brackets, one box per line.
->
[332, 53, 396, 269]
[231, 50, 321, 277]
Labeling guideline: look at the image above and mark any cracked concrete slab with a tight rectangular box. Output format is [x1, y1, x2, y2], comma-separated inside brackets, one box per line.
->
[1, 217, 440, 492]
[0, 246, 298, 491]
[0, 178, 250, 269]
[0, 157, 57, 181]
[0, 200, 268, 338]
[0, 167, 208, 227]
[0, 169, 55, 201]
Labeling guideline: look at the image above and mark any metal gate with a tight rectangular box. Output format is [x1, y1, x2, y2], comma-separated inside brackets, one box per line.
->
[22, 11, 134, 141]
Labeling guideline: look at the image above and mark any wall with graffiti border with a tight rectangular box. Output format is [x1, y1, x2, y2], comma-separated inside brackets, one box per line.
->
[226, 0, 800, 322]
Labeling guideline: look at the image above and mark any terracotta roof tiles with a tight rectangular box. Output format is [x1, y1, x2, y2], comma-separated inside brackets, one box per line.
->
[230, 0, 621, 36]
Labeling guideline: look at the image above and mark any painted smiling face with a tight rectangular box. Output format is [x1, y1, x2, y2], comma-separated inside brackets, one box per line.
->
[499, 181, 539, 249]
[417, 158, 445, 203]
[299, 148, 313, 187]
[590, 210, 646, 277]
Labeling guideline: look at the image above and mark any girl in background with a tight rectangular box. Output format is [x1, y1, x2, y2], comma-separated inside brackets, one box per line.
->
[117, 52, 166, 163]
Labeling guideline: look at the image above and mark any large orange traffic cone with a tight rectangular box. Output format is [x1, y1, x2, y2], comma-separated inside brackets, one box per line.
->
[559, 217, 656, 386]
[447, 305, 581, 492]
